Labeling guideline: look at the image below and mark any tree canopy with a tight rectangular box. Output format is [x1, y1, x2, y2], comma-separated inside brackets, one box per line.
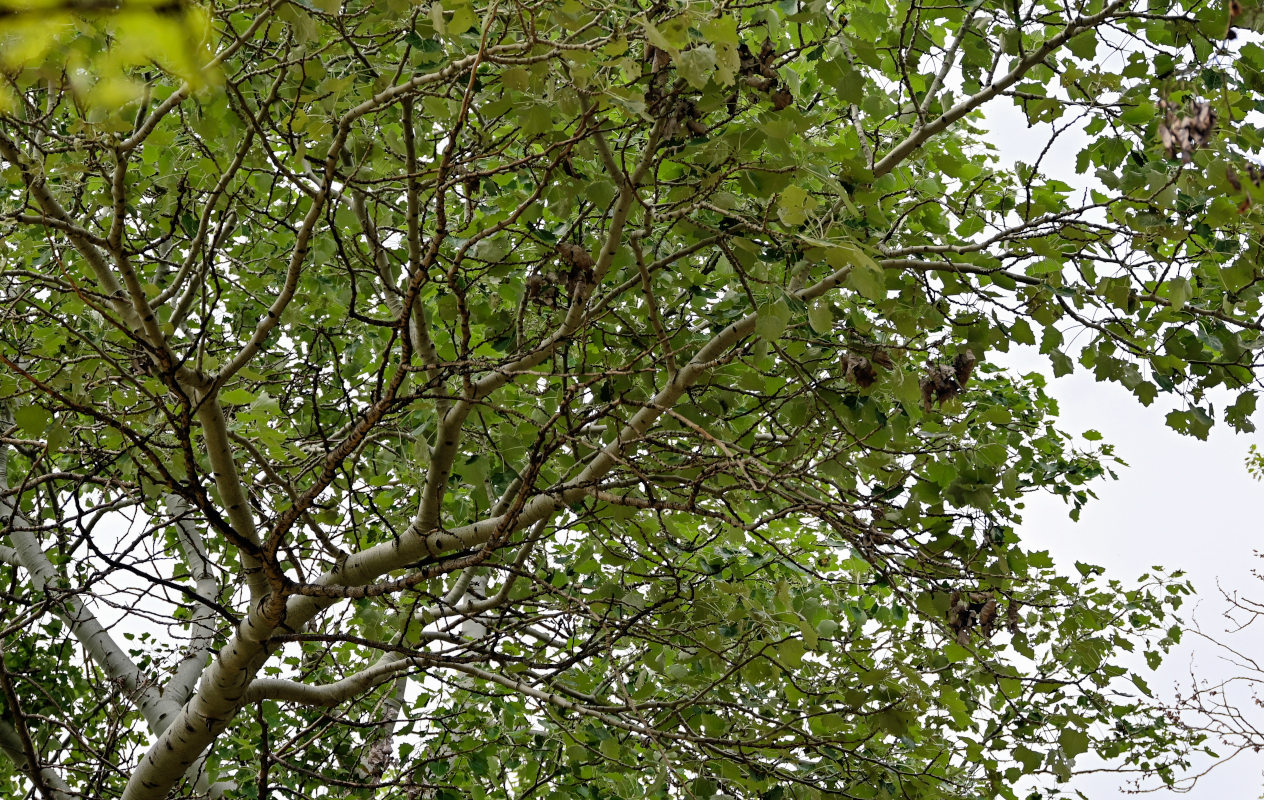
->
[1, 0, 1260, 798]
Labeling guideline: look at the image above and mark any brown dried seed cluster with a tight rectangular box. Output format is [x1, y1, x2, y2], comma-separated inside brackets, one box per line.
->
[842, 353, 878, 388]
[557, 242, 596, 297]
[655, 96, 709, 139]
[739, 37, 780, 90]
[650, 35, 794, 136]
[770, 87, 794, 111]
[733, 37, 793, 112]
[919, 349, 976, 410]
[1159, 99, 1215, 163]
[524, 272, 557, 307]
[946, 590, 1020, 645]
[1225, 164, 1264, 213]
[526, 243, 597, 308]
[840, 347, 894, 388]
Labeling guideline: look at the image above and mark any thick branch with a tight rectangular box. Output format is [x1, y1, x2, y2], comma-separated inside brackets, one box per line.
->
[243, 652, 411, 706]
[873, 0, 1127, 178]
[305, 254, 856, 588]
[410, 116, 661, 535]
[0, 714, 74, 800]
[195, 395, 268, 599]
[162, 495, 224, 707]
[120, 593, 287, 800]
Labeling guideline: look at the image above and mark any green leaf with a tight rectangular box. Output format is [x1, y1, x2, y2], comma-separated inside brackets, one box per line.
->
[585, 180, 617, 208]
[817, 59, 864, 105]
[1067, 31, 1098, 60]
[1166, 407, 1213, 439]
[447, 2, 477, 36]
[777, 185, 814, 226]
[1013, 745, 1043, 772]
[845, 263, 884, 301]
[520, 103, 553, 136]
[221, 388, 256, 405]
[824, 243, 885, 301]
[1058, 728, 1090, 758]
[1009, 318, 1035, 346]
[675, 46, 716, 90]
[756, 299, 791, 342]
[807, 299, 833, 334]
[1165, 277, 1192, 312]
[1049, 350, 1074, 377]
[502, 67, 529, 92]
[1227, 391, 1257, 433]
[1131, 673, 1153, 697]
[14, 405, 49, 437]
[942, 643, 970, 663]
[642, 19, 686, 51]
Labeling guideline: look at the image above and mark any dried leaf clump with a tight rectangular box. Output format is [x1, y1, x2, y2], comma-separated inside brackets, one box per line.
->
[946, 590, 1020, 645]
[920, 349, 976, 410]
[841, 347, 894, 388]
[527, 243, 597, 308]
[1159, 99, 1216, 163]
[1225, 163, 1264, 213]
[842, 353, 878, 388]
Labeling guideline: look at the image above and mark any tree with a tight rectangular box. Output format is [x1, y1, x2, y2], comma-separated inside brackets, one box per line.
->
[0, 0, 1257, 797]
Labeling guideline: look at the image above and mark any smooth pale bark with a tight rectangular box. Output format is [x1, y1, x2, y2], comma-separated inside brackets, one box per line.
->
[1, 513, 180, 731]
[163, 494, 224, 707]
[121, 593, 286, 799]
[0, 133, 273, 603]
[244, 652, 410, 706]
[0, 412, 187, 790]
[194, 396, 268, 599]
[0, 716, 75, 800]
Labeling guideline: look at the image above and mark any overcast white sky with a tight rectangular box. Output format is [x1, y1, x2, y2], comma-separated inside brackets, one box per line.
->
[985, 98, 1264, 797]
